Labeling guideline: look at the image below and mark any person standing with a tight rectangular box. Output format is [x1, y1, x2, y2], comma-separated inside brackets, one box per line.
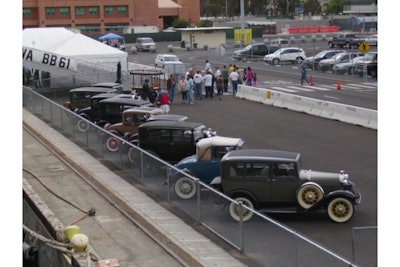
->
[193, 70, 203, 100]
[186, 75, 195, 104]
[156, 90, 170, 114]
[246, 67, 253, 86]
[221, 65, 229, 93]
[177, 76, 187, 103]
[203, 70, 214, 99]
[216, 75, 224, 100]
[166, 74, 176, 104]
[300, 63, 310, 86]
[204, 60, 211, 72]
[229, 68, 239, 96]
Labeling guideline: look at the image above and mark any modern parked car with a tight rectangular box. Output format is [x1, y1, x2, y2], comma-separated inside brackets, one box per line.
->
[332, 56, 364, 74]
[303, 49, 346, 70]
[211, 149, 361, 223]
[127, 121, 216, 164]
[318, 52, 363, 72]
[154, 54, 186, 77]
[232, 43, 273, 61]
[135, 37, 156, 52]
[363, 34, 378, 46]
[269, 38, 290, 48]
[155, 54, 182, 68]
[355, 52, 377, 78]
[170, 136, 245, 199]
[263, 47, 306, 65]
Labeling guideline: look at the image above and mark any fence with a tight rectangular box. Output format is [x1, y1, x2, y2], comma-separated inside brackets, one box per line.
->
[23, 86, 376, 267]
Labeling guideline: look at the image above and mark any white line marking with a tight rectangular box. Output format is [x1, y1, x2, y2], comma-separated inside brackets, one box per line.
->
[270, 86, 298, 93]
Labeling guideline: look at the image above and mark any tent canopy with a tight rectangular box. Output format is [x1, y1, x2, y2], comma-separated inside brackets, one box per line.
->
[98, 32, 124, 41]
[23, 27, 128, 71]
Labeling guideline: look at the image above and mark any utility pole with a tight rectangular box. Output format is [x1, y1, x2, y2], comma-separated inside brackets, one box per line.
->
[240, 0, 244, 48]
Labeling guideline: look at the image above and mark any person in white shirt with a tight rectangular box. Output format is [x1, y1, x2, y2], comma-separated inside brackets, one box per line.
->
[193, 70, 203, 100]
[203, 70, 214, 99]
[229, 68, 240, 96]
[204, 60, 211, 72]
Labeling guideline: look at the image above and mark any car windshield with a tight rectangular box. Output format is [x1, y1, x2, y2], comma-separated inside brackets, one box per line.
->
[364, 53, 376, 61]
[164, 56, 179, 61]
[242, 44, 253, 51]
[332, 53, 346, 60]
[142, 38, 153, 43]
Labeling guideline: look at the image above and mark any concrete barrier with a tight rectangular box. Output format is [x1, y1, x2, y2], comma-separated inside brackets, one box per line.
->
[236, 85, 377, 130]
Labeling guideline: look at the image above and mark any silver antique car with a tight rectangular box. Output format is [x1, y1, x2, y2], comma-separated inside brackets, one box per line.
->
[211, 149, 361, 223]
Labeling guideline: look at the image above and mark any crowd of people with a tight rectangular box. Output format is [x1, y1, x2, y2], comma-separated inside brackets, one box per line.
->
[141, 60, 258, 113]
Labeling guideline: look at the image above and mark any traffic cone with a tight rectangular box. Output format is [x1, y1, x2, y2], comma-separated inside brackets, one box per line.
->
[309, 75, 314, 86]
[337, 80, 341, 90]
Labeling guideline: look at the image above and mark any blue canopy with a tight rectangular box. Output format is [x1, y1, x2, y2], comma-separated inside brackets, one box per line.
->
[98, 33, 124, 41]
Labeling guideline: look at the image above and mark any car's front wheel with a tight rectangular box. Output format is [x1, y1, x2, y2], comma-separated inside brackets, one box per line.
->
[229, 196, 254, 222]
[272, 58, 280, 65]
[327, 197, 354, 223]
[296, 183, 324, 209]
[174, 177, 197, 199]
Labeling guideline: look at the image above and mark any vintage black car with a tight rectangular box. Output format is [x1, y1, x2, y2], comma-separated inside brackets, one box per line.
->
[97, 97, 153, 126]
[63, 87, 118, 111]
[127, 121, 216, 164]
[211, 149, 361, 223]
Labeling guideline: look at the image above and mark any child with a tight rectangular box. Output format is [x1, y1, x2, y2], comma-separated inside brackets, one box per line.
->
[253, 73, 257, 87]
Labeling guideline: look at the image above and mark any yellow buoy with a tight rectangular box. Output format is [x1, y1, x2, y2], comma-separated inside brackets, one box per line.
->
[71, 233, 89, 252]
[64, 225, 80, 242]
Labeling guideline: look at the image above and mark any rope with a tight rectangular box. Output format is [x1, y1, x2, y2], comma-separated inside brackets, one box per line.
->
[23, 168, 96, 225]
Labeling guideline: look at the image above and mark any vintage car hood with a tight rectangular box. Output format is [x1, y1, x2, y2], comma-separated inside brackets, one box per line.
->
[299, 169, 342, 181]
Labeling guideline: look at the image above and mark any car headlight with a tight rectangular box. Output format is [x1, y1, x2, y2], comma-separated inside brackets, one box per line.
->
[339, 170, 349, 184]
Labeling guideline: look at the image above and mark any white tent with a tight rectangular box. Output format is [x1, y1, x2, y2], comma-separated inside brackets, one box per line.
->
[23, 27, 128, 72]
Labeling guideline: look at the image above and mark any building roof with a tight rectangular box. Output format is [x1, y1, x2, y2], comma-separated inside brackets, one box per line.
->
[176, 27, 233, 32]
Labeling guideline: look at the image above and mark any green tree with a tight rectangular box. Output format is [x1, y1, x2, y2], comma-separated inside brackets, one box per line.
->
[325, 0, 350, 15]
[304, 0, 321, 15]
[172, 19, 190, 28]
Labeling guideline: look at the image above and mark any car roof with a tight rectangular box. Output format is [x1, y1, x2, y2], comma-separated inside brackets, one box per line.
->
[99, 97, 151, 106]
[69, 87, 118, 93]
[92, 82, 123, 88]
[147, 114, 188, 122]
[222, 149, 300, 162]
[197, 136, 244, 149]
[122, 107, 163, 114]
[139, 120, 205, 129]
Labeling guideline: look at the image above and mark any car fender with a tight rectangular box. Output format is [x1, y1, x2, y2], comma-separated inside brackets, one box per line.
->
[323, 190, 359, 206]
[78, 113, 91, 121]
[228, 189, 259, 209]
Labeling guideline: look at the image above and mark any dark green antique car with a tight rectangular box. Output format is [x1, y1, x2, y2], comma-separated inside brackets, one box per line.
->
[211, 149, 361, 223]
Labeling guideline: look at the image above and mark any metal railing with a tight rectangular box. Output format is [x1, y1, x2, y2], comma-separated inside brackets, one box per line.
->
[23, 86, 375, 267]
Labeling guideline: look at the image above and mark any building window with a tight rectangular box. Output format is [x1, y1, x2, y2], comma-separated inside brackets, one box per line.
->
[76, 7, 85, 16]
[23, 8, 32, 17]
[104, 7, 114, 15]
[46, 8, 56, 16]
[60, 7, 70, 16]
[117, 6, 127, 15]
[89, 7, 99, 15]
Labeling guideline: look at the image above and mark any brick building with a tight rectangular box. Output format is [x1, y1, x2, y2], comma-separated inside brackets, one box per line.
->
[22, 0, 200, 34]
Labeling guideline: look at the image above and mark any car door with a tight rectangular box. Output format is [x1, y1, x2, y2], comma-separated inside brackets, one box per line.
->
[267, 162, 301, 204]
[166, 128, 196, 163]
